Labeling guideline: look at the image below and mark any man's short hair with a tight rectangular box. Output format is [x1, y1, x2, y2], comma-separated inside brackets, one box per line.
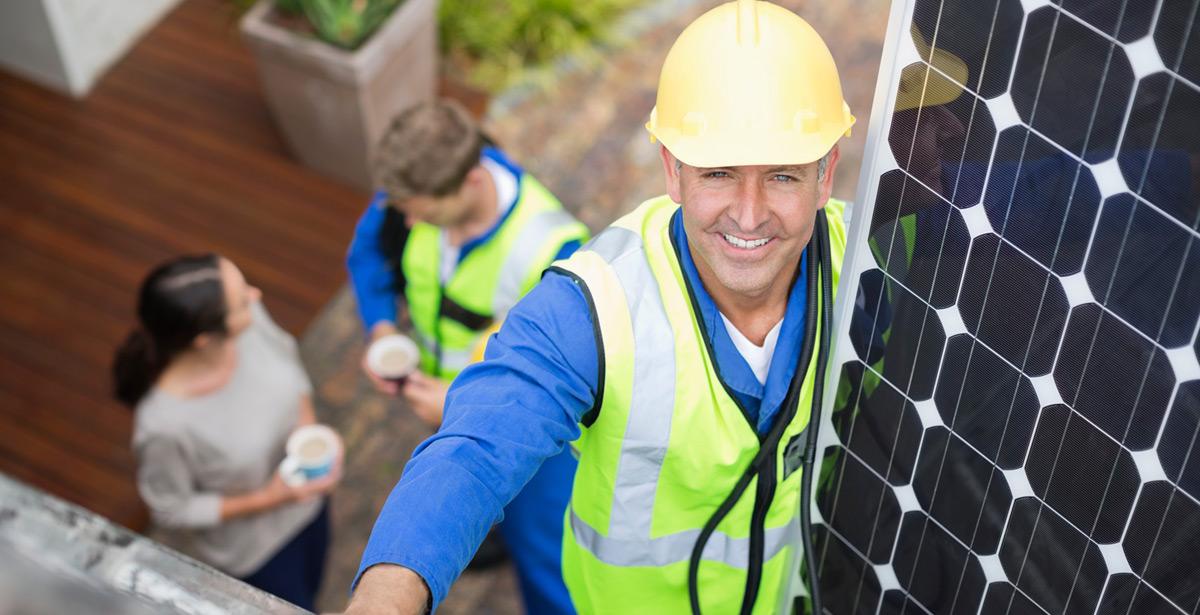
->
[373, 99, 484, 200]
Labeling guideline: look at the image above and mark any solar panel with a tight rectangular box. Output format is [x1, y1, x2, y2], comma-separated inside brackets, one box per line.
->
[811, 0, 1200, 613]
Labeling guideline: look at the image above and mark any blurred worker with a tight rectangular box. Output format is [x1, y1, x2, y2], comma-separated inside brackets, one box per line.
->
[345, 99, 589, 613]
[345, 1, 855, 613]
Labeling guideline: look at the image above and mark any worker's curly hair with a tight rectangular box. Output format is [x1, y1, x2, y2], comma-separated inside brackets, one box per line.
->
[373, 99, 487, 200]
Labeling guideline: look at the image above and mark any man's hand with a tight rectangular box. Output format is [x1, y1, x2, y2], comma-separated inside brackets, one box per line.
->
[344, 565, 431, 615]
[401, 372, 448, 427]
[363, 321, 402, 395]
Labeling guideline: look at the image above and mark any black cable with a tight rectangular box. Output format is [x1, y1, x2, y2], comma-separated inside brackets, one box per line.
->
[798, 210, 833, 615]
[688, 216, 824, 615]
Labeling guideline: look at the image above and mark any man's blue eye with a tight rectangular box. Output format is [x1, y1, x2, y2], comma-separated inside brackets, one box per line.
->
[774, 175, 797, 182]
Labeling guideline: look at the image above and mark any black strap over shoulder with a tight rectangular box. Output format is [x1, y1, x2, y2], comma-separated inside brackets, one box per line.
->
[439, 294, 493, 332]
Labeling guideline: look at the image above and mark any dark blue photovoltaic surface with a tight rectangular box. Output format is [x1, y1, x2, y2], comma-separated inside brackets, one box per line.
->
[815, 0, 1200, 612]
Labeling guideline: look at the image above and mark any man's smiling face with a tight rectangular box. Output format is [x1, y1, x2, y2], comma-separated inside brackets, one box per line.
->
[661, 145, 838, 303]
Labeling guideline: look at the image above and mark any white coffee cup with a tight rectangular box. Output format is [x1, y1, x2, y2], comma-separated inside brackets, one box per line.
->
[366, 333, 419, 385]
[278, 424, 339, 487]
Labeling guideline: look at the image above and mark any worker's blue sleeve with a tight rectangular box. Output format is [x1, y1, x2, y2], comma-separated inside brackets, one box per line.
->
[554, 239, 582, 262]
[346, 191, 399, 330]
[353, 271, 599, 611]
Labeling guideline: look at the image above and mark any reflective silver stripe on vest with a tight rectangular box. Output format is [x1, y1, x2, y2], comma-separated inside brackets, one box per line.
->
[582, 226, 677, 542]
[493, 209, 581, 316]
[412, 328, 475, 373]
[570, 506, 802, 568]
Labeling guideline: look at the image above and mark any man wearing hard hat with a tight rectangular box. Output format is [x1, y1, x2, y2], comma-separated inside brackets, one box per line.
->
[345, 1, 854, 613]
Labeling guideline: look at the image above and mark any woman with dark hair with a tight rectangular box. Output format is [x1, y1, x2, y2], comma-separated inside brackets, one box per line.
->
[114, 254, 342, 610]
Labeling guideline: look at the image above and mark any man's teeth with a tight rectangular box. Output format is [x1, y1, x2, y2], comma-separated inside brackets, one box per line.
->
[723, 233, 770, 249]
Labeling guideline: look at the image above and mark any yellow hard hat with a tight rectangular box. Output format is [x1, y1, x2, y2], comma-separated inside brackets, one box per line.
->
[646, 0, 855, 168]
[894, 27, 968, 113]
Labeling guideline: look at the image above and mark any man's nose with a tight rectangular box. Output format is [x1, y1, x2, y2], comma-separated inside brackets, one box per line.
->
[728, 179, 770, 232]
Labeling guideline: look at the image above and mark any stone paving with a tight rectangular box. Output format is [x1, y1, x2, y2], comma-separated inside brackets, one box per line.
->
[306, 0, 889, 611]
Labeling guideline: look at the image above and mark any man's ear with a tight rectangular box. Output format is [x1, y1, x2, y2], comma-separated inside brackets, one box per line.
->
[658, 145, 684, 204]
[817, 145, 841, 210]
[463, 164, 488, 187]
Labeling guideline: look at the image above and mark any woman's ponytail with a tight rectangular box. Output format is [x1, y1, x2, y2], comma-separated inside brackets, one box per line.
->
[112, 328, 162, 408]
[111, 254, 227, 408]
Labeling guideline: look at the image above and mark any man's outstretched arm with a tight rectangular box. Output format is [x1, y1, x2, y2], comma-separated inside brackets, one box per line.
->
[346, 272, 599, 612]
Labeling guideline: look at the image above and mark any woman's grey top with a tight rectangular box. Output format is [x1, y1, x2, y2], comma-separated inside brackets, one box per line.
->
[133, 302, 322, 577]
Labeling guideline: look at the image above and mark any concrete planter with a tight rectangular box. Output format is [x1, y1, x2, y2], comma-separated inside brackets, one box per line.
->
[0, 0, 182, 97]
[240, 0, 438, 190]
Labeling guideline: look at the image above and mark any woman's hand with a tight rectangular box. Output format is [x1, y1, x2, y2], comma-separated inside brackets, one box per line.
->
[263, 432, 346, 506]
[220, 432, 346, 521]
[401, 372, 448, 427]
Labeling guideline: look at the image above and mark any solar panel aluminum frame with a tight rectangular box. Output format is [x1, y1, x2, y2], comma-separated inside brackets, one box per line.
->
[783, 0, 922, 607]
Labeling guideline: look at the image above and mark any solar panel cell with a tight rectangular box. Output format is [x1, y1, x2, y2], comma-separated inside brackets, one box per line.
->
[1097, 574, 1183, 615]
[1084, 194, 1200, 347]
[1024, 404, 1140, 544]
[1060, 0, 1155, 43]
[818, 452, 904, 564]
[1115, 73, 1200, 228]
[814, 525, 885, 615]
[1012, 7, 1134, 162]
[912, 427, 1013, 552]
[870, 172, 973, 307]
[1053, 303, 1175, 450]
[912, 0, 1025, 98]
[829, 362, 925, 485]
[934, 336, 1041, 468]
[957, 233, 1070, 375]
[1157, 380, 1200, 501]
[893, 511, 988, 614]
[1121, 480, 1200, 612]
[982, 127, 1102, 276]
[979, 582, 1047, 614]
[998, 498, 1109, 615]
[1154, 0, 1200, 84]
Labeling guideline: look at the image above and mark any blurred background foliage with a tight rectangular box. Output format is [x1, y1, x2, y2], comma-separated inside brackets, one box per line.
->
[230, 0, 645, 90]
[438, 0, 644, 91]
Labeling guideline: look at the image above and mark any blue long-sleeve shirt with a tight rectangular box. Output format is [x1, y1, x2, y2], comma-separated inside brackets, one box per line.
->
[355, 208, 812, 609]
[346, 147, 581, 331]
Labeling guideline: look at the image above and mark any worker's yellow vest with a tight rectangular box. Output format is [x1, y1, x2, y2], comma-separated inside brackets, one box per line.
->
[553, 195, 847, 613]
[403, 175, 589, 380]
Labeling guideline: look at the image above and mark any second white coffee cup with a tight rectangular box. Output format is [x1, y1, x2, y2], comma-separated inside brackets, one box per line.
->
[366, 333, 419, 385]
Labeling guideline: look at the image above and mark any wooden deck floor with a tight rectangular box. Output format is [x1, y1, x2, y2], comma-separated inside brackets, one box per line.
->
[0, 0, 367, 529]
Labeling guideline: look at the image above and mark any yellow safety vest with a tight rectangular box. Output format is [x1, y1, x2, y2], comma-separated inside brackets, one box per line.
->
[403, 174, 589, 380]
[553, 195, 847, 613]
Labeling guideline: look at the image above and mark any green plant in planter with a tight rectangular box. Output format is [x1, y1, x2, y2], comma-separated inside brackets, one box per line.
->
[287, 0, 403, 49]
[439, 0, 644, 92]
[229, 0, 402, 49]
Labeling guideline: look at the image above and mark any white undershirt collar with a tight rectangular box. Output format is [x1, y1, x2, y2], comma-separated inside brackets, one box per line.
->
[720, 313, 784, 386]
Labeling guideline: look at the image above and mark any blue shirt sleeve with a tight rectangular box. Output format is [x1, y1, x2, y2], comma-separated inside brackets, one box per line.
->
[346, 192, 400, 330]
[554, 238, 583, 261]
[353, 271, 599, 610]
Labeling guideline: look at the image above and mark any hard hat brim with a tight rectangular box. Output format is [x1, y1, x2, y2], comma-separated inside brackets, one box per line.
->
[648, 110, 855, 169]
